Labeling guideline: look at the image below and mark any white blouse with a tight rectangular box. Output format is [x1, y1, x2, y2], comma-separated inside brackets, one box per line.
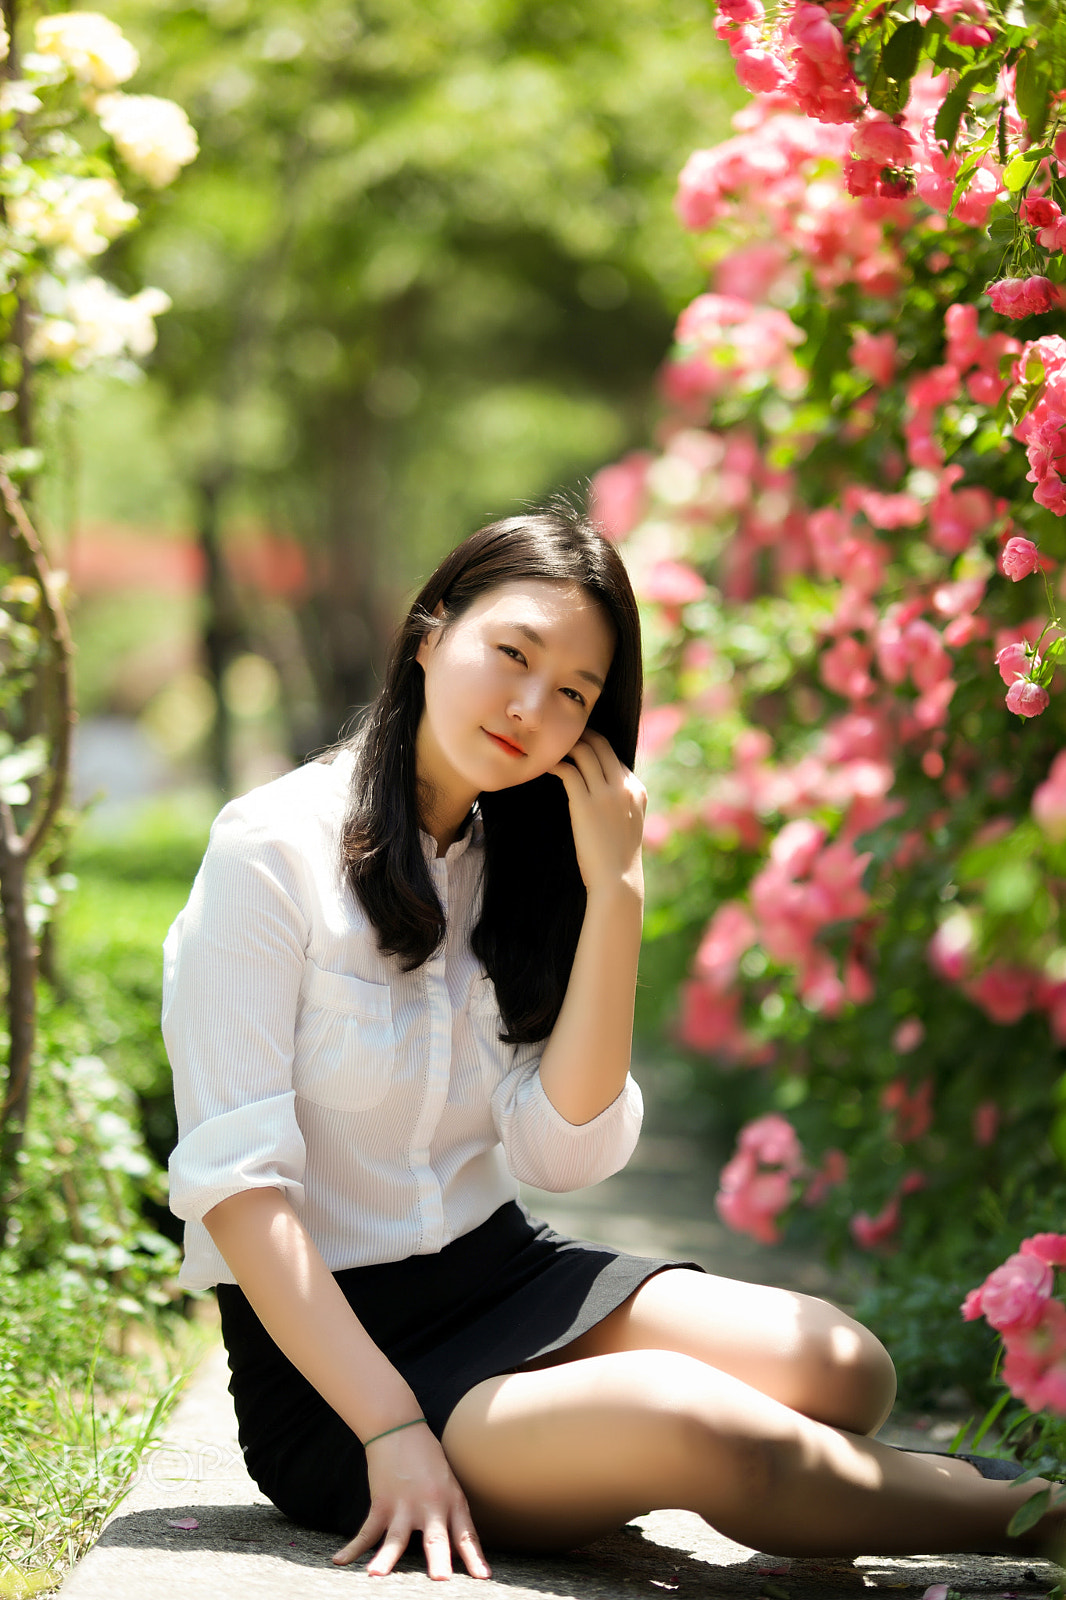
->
[163, 750, 644, 1291]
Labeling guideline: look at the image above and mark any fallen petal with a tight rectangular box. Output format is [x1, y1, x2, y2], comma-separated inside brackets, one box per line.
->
[167, 1517, 199, 1530]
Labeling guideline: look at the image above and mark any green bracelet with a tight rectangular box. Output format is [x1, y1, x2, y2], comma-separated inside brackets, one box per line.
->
[362, 1416, 428, 1449]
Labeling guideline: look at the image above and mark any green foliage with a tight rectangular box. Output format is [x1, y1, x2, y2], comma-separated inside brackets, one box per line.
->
[59, 800, 213, 1174]
[0, 799, 214, 1590]
[88, 0, 742, 743]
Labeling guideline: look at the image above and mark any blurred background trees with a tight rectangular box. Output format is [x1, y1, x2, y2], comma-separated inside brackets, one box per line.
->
[48, 0, 738, 790]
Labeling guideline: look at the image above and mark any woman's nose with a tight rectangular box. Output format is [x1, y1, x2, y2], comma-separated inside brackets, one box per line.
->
[508, 682, 544, 727]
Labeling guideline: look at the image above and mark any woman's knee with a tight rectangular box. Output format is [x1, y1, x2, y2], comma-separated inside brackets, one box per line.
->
[796, 1302, 896, 1434]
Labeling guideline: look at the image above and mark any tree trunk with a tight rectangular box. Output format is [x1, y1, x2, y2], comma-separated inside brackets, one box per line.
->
[196, 471, 243, 794]
[297, 410, 389, 753]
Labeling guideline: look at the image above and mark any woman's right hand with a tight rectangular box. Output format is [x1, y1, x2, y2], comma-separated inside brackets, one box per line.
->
[331, 1422, 491, 1580]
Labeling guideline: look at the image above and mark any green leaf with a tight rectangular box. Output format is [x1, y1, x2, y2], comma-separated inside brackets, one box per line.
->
[949, 127, 997, 214]
[1003, 146, 1052, 190]
[1007, 1486, 1051, 1537]
[936, 82, 971, 150]
[1015, 46, 1051, 137]
[969, 1389, 1010, 1449]
[987, 214, 1017, 245]
[933, 61, 1000, 151]
[843, 0, 891, 41]
[882, 18, 924, 83]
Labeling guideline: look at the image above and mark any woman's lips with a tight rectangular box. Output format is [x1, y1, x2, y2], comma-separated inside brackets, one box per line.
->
[484, 729, 526, 757]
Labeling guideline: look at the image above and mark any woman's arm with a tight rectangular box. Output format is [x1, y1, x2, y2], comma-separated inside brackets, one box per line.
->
[536, 730, 647, 1126]
[204, 1187, 490, 1580]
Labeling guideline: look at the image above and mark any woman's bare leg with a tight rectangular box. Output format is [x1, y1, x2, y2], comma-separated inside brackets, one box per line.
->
[528, 1268, 897, 1435]
[441, 1349, 1062, 1559]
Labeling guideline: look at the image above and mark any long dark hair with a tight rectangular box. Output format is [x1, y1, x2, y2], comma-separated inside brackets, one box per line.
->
[341, 502, 642, 1044]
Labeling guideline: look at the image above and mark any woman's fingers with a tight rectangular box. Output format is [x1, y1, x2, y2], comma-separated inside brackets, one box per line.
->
[566, 730, 619, 786]
[365, 1521, 413, 1577]
[421, 1517, 455, 1581]
[453, 1512, 492, 1578]
[332, 1491, 490, 1581]
[332, 1508, 387, 1565]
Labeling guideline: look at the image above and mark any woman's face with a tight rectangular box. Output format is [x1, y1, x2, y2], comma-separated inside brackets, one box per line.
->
[415, 578, 616, 808]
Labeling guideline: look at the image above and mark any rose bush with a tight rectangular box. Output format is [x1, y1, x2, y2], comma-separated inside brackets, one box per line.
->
[592, 15, 1066, 1400]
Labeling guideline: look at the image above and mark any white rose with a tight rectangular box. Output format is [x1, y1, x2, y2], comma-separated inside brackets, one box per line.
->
[71, 176, 139, 250]
[0, 21, 9, 62]
[1, 80, 43, 115]
[34, 12, 138, 90]
[94, 93, 198, 188]
[122, 286, 173, 355]
[26, 318, 80, 364]
[29, 277, 171, 368]
[11, 176, 137, 257]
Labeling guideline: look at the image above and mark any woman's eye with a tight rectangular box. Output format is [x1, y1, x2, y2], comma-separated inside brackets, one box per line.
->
[561, 687, 587, 708]
[498, 645, 526, 664]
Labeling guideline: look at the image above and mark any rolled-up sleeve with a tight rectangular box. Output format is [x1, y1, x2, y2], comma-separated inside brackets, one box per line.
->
[164, 800, 311, 1225]
[490, 1052, 644, 1192]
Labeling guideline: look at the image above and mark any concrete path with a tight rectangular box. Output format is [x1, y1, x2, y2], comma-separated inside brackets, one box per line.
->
[58, 1131, 1060, 1599]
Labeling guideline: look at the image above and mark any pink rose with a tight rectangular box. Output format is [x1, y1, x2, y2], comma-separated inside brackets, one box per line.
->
[928, 912, 975, 981]
[734, 47, 791, 94]
[679, 980, 745, 1057]
[988, 276, 1056, 320]
[851, 331, 897, 388]
[638, 704, 685, 760]
[640, 559, 707, 606]
[972, 1100, 999, 1147]
[694, 902, 758, 990]
[892, 1016, 925, 1054]
[1021, 1233, 1066, 1268]
[961, 1287, 985, 1321]
[716, 1163, 792, 1244]
[1025, 196, 1062, 230]
[850, 1195, 901, 1249]
[1033, 751, 1066, 841]
[1000, 1301, 1066, 1410]
[969, 1251, 1053, 1331]
[948, 21, 993, 43]
[718, 0, 764, 21]
[804, 1147, 847, 1206]
[850, 118, 914, 167]
[590, 452, 652, 541]
[770, 818, 826, 879]
[1000, 536, 1041, 580]
[738, 1112, 804, 1171]
[994, 639, 1032, 685]
[1006, 678, 1050, 717]
[966, 965, 1035, 1025]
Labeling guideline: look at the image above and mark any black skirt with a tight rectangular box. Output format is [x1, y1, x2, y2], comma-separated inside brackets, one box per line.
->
[216, 1199, 704, 1537]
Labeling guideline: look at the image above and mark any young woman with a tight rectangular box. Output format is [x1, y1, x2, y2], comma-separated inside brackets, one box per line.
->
[165, 505, 1063, 1581]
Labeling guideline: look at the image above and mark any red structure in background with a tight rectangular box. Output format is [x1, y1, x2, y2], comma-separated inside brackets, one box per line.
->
[68, 523, 310, 600]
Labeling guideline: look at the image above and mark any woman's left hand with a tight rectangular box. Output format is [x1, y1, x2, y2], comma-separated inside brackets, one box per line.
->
[551, 730, 647, 898]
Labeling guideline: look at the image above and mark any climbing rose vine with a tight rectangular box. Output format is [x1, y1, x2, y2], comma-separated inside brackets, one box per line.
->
[591, 21, 1066, 1341]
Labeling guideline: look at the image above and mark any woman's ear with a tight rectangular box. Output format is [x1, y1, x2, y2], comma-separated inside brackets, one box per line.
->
[415, 602, 446, 670]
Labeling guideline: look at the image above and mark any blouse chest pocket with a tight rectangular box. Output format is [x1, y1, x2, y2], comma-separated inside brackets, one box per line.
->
[293, 962, 395, 1112]
[466, 977, 513, 1090]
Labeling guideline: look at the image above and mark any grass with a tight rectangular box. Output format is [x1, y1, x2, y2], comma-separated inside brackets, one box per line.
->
[0, 1310, 215, 1597]
[0, 795, 216, 1596]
